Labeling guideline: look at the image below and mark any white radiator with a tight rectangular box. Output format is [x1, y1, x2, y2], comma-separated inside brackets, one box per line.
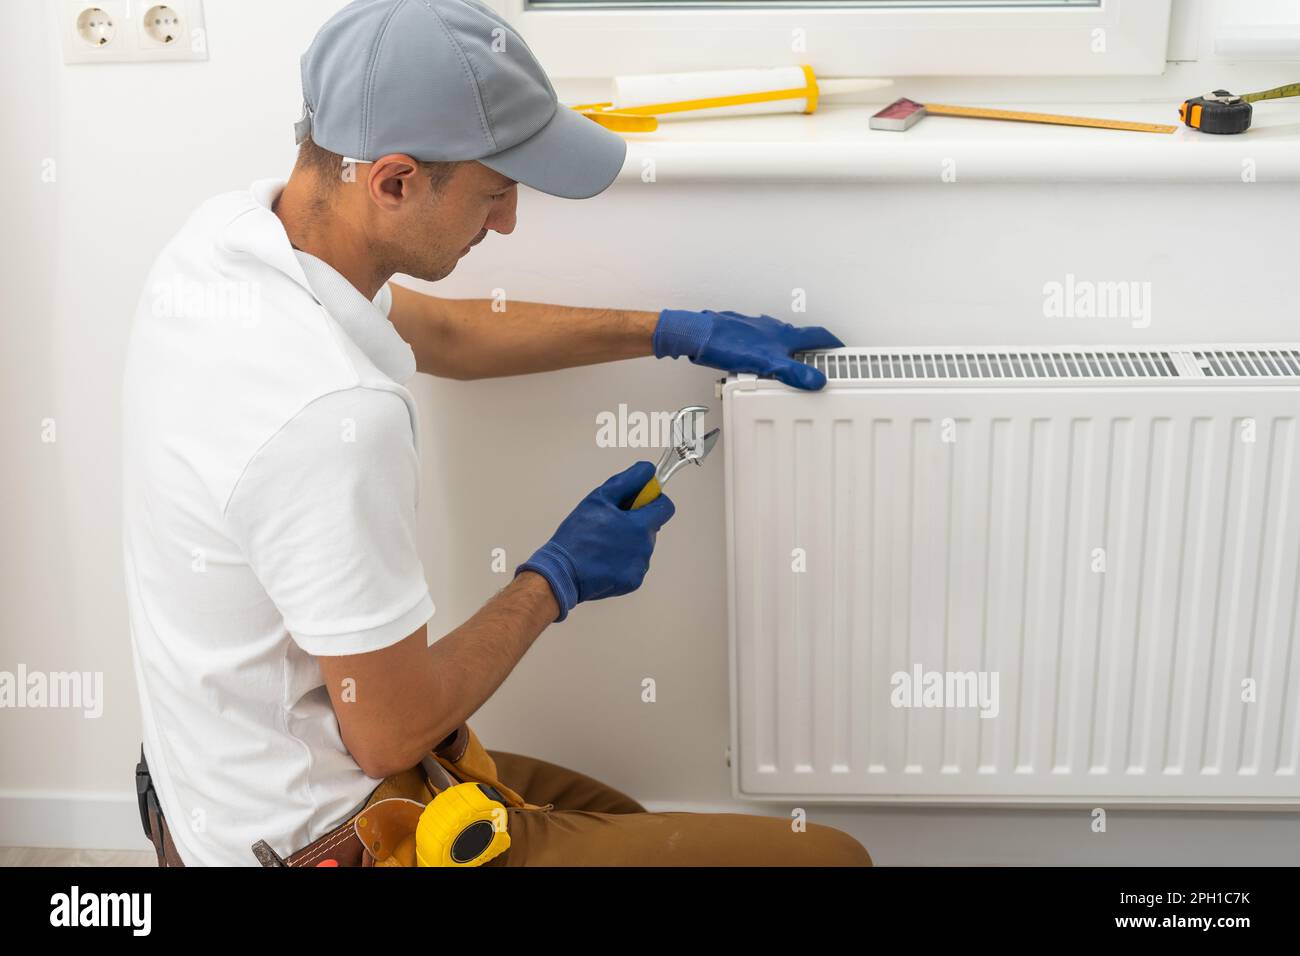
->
[721, 346, 1300, 807]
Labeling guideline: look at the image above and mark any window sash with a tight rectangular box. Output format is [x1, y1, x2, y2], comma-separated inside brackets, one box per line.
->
[489, 0, 1171, 78]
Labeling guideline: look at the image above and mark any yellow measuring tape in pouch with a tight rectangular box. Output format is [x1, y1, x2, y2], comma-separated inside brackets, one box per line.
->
[355, 782, 511, 867]
[416, 782, 511, 867]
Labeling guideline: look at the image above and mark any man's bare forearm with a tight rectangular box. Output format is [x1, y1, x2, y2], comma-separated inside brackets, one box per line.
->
[388, 281, 659, 379]
[383, 571, 558, 774]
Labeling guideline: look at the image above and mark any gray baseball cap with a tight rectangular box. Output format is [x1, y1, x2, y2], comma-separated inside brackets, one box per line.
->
[294, 0, 626, 199]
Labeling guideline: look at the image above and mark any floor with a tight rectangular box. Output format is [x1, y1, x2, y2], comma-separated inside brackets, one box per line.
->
[0, 846, 157, 867]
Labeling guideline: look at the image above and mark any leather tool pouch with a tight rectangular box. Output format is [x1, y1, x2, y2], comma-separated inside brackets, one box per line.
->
[258, 723, 547, 867]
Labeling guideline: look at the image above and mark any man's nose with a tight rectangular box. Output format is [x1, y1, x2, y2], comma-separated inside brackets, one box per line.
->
[487, 188, 517, 236]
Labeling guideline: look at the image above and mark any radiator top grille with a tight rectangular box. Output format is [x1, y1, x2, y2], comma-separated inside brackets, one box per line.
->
[1194, 349, 1300, 377]
[796, 347, 1300, 384]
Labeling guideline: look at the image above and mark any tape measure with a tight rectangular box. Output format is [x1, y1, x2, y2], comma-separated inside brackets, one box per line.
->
[1180, 82, 1300, 134]
[354, 782, 511, 867]
[415, 781, 511, 867]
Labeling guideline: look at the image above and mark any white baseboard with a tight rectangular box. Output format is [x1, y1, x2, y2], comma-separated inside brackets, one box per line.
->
[0, 790, 154, 852]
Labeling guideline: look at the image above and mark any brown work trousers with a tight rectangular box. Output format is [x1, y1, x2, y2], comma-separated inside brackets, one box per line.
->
[481, 750, 872, 866]
[153, 748, 872, 866]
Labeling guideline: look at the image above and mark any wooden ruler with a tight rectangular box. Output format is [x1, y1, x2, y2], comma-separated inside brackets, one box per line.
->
[924, 103, 1177, 134]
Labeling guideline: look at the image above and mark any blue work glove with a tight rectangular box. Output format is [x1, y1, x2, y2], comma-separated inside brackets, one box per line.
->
[516, 461, 675, 623]
[653, 309, 845, 390]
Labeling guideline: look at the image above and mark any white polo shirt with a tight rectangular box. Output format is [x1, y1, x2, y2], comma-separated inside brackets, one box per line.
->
[122, 178, 436, 866]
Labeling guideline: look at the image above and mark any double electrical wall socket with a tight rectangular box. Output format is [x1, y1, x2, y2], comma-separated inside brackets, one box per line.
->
[61, 0, 207, 64]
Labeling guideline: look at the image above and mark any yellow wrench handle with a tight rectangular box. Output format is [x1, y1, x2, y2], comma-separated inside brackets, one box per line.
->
[629, 477, 661, 510]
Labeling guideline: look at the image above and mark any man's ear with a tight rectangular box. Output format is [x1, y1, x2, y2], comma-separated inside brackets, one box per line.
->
[366, 154, 421, 209]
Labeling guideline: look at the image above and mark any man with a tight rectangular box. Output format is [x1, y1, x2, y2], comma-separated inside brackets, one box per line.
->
[123, 0, 865, 866]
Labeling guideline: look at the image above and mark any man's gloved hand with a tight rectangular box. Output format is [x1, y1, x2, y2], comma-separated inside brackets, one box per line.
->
[653, 308, 845, 390]
[516, 461, 675, 623]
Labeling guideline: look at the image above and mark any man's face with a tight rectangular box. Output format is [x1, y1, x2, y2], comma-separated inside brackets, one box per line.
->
[389, 160, 517, 282]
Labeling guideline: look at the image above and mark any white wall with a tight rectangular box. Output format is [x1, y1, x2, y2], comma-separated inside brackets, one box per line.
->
[2, 0, 1298, 863]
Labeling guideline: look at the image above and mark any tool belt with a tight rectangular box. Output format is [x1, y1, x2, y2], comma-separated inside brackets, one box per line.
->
[136, 723, 546, 867]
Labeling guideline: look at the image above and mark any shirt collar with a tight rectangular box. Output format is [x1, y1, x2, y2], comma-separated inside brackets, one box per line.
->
[233, 178, 417, 384]
[292, 249, 416, 384]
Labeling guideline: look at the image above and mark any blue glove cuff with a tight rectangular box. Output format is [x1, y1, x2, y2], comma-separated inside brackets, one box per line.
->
[516, 541, 580, 623]
[653, 309, 714, 361]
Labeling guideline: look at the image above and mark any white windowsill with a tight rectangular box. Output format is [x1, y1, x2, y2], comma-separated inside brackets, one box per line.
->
[607, 102, 1300, 185]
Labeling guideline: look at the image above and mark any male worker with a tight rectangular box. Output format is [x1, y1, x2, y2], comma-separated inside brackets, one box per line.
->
[123, 0, 866, 866]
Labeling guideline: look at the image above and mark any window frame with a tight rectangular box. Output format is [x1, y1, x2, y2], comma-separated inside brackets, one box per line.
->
[487, 0, 1172, 78]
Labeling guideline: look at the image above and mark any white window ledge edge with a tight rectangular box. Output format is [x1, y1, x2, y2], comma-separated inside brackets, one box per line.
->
[605, 104, 1300, 185]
